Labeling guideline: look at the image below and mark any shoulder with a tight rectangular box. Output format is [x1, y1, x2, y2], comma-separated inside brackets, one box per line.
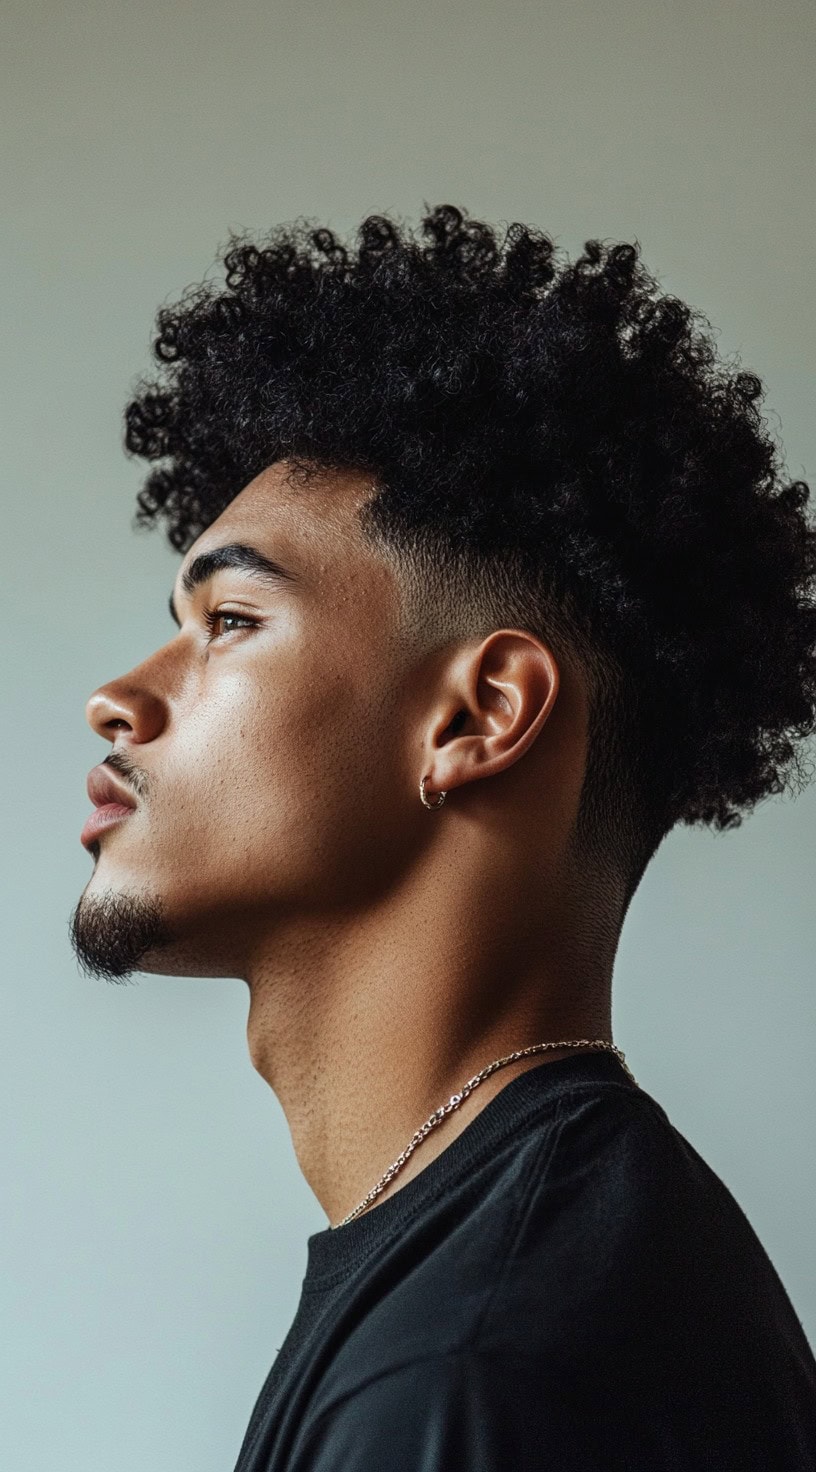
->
[480, 1081, 810, 1386]
[295, 1089, 816, 1468]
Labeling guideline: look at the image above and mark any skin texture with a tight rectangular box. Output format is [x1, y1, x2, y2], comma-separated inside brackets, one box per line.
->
[78, 460, 616, 1228]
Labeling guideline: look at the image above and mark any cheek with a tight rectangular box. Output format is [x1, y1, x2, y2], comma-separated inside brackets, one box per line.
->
[161, 658, 403, 892]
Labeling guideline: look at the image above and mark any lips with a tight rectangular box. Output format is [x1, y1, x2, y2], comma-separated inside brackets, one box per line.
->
[87, 766, 139, 812]
[81, 765, 139, 850]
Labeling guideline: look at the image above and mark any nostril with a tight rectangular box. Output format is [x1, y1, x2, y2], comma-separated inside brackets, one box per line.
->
[86, 682, 166, 744]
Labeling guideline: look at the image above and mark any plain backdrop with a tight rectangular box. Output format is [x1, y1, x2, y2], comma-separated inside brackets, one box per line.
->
[1, 2, 814, 1469]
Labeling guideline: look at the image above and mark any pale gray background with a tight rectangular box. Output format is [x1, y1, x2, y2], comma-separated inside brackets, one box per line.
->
[1, 1, 814, 1468]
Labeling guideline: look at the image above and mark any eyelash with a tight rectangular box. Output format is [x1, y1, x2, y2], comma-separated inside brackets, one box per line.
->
[202, 608, 260, 643]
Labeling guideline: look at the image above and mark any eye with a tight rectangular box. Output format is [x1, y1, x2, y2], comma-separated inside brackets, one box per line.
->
[203, 608, 260, 643]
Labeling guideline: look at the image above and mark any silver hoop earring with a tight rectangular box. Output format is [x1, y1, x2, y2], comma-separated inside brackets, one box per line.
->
[420, 774, 447, 809]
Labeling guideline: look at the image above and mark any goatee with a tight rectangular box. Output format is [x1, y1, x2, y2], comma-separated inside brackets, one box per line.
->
[70, 889, 172, 981]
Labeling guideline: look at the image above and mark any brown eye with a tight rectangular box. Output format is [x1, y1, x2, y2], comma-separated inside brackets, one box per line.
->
[203, 610, 259, 642]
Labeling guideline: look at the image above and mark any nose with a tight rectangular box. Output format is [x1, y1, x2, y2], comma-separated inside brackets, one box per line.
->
[85, 673, 168, 745]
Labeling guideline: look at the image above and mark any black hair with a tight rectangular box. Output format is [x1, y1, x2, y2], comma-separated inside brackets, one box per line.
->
[124, 203, 816, 914]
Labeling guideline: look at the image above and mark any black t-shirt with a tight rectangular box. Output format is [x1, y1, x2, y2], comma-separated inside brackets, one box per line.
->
[232, 1050, 816, 1470]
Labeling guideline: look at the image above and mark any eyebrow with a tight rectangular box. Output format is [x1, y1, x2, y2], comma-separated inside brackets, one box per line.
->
[168, 542, 297, 626]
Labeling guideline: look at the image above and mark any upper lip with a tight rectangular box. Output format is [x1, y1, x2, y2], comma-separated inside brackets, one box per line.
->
[86, 765, 139, 811]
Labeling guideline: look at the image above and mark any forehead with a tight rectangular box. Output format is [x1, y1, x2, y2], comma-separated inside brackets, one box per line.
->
[172, 459, 403, 632]
[175, 461, 399, 614]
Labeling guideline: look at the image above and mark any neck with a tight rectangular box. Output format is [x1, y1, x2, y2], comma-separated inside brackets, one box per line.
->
[242, 850, 617, 1229]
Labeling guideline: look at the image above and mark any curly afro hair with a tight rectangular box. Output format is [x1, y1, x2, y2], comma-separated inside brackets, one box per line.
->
[125, 203, 816, 912]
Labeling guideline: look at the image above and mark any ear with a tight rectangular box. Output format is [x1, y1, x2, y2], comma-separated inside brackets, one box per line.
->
[421, 630, 560, 798]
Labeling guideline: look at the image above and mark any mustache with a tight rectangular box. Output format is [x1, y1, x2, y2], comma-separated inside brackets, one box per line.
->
[104, 748, 150, 801]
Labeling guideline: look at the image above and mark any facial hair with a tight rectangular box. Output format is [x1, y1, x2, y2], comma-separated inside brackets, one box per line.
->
[70, 889, 172, 981]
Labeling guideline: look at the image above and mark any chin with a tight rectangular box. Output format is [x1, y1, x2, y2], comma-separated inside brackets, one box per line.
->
[138, 942, 245, 981]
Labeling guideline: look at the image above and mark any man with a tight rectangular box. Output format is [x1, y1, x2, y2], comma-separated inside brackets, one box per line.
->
[72, 204, 816, 1469]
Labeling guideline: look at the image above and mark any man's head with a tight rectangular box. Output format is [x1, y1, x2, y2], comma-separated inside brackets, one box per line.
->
[72, 459, 584, 981]
[71, 204, 816, 981]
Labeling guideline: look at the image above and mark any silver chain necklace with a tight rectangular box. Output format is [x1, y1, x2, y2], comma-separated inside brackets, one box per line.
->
[332, 1038, 637, 1229]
